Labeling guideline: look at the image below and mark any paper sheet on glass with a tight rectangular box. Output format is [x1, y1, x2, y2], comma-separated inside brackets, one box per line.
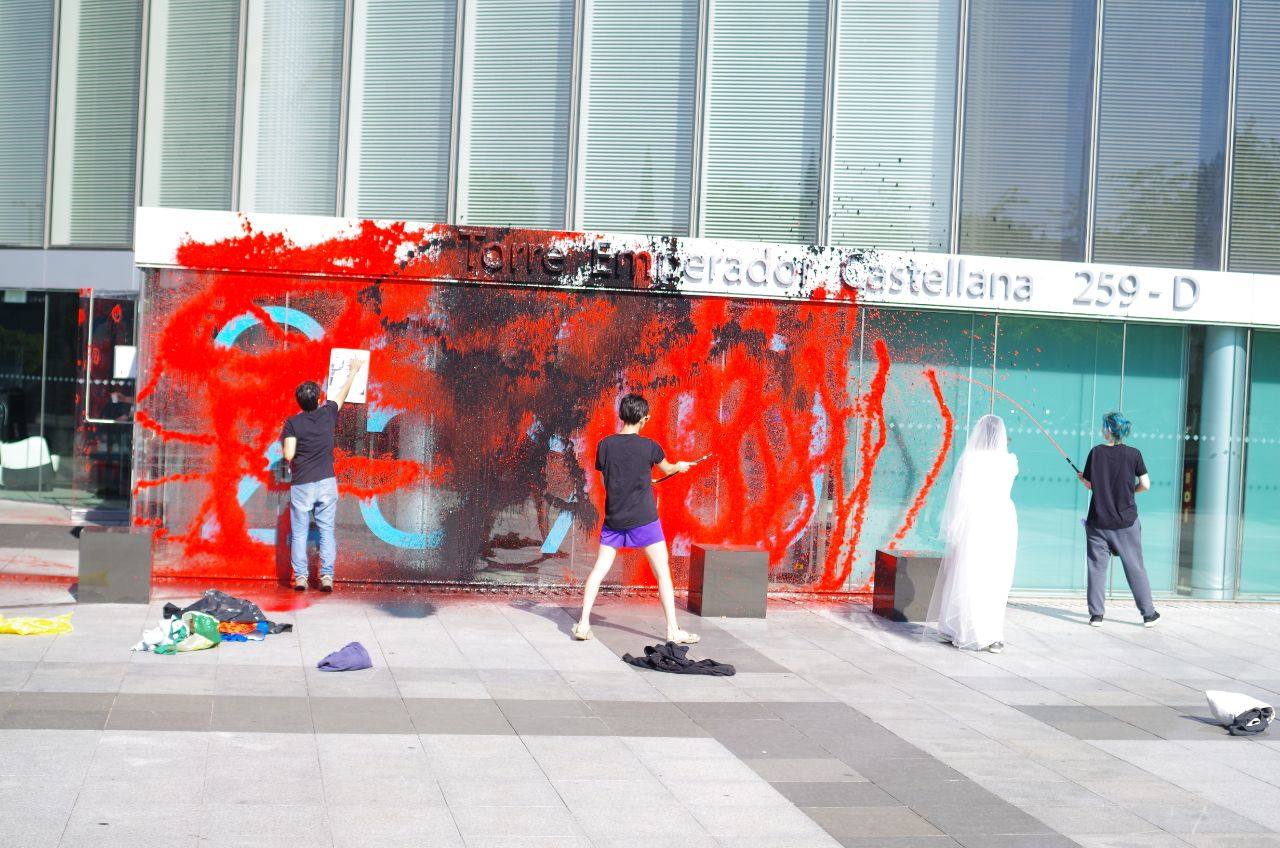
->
[327, 348, 370, 404]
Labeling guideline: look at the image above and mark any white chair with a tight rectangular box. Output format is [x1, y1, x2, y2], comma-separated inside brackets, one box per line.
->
[0, 436, 59, 489]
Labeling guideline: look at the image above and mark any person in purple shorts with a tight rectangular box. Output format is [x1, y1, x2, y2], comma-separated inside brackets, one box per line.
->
[573, 393, 700, 644]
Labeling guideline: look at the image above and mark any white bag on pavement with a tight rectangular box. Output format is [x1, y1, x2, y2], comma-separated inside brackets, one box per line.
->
[1205, 690, 1274, 735]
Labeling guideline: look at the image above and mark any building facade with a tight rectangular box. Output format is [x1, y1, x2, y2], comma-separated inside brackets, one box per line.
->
[2, 0, 1279, 596]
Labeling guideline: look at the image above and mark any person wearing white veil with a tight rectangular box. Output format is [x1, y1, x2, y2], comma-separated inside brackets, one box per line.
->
[926, 414, 1019, 653]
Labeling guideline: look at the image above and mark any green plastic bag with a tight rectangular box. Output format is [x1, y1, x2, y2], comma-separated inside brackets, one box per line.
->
[0, 612, 73, 635]
[181, 611, 221, 645]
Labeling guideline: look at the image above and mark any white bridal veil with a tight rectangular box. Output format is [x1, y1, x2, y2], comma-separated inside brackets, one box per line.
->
[927, 414, 1019, 649]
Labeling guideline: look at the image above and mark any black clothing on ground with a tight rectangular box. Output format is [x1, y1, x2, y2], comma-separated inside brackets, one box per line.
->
[595, 433, 664, 530]
[1083, 443, 1148, 529]
[163, 589, 293, 633]
[282, 400, 339, 485]
[622, 642, 736, 676]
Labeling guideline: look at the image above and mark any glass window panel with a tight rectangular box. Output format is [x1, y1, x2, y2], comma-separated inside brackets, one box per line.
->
[49, 0, 143, 246]
[857, 309, 993, 585]
[0, 0, 54, 246]
[141, 0, 240, 210]
[830, 1, 958, 253]
[993, 316, 1122, 591]
[1228, 0, 1280, 274]
[702, 0, 827, 243]
[580, 0, 698, 235]
[1093, 0, 1231, 269]
[347, 0, 456, 221]
[1240, 330, 1280, 595]
[959, 0, 1095, 261]
[1117, 323, 1186, 594]
[463, 0, 574, 228]
[239, 0, 344, 215]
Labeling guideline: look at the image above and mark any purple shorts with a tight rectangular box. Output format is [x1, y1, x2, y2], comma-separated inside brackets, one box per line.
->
[600, 519, 665, 549]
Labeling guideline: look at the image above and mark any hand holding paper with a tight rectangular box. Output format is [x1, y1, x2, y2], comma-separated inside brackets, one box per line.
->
[327, 349, 370, 405]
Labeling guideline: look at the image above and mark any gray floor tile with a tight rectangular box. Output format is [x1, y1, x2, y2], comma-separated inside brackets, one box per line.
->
[505, 713, 612, 736]
[745, 757, 867, 782]
[836, 839, 963, 848]
[439, 777, 561, 807]
[953, 837, 1082, 848]
[405, 698, 514, 735]
[0, 709, 108, 729]
[806, 805, 944, 838]
[450, 805, 582, 839]
[775, 780, 903, 807]
[913, 804, 1056, 836]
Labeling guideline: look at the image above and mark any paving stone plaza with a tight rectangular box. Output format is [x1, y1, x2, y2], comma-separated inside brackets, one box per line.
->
[2, 582, 1279, 848]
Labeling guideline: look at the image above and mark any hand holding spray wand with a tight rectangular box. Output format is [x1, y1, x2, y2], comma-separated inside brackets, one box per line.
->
[654, 452, 714, 483]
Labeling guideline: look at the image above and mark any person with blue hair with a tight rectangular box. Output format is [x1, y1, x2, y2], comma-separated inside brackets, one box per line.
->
[1078, 412, 1160, 627]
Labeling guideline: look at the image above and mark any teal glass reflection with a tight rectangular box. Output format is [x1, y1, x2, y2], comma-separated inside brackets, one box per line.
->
[993, 316, 1122, 591]
[1116, 323, 1186, 594]
[1239, 331, 1280, 595]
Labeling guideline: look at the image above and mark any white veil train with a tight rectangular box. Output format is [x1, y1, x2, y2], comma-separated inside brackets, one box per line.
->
[926, 414, 1020, 650]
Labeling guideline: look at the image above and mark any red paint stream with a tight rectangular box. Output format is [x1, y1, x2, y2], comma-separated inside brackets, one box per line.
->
[888, 368, 954, 548]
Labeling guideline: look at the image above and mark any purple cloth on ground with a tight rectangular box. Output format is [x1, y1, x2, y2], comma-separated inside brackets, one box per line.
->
[317, 641, 372, 672]
[599, 519, 664, 549]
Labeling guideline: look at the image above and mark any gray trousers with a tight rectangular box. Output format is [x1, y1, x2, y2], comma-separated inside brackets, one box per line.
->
[1085, 519, 1156, 618]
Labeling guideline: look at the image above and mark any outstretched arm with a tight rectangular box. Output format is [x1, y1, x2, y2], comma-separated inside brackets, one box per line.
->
[657, 459, 692, 476]
[1077, 473, 1092, 491]
[329, 357, 365, 410]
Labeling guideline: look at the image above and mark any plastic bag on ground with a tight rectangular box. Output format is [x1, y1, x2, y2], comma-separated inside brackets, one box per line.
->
[1206, 690, 1274, 735]
[131, 616, 190, 653]
[0, 612, 73, 636]
[182, 611, 221, 645]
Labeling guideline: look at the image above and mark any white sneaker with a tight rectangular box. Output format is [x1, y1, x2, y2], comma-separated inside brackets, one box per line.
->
[987, 642, 1005, 654]
[293, 575, 307, 592]
[320, 575, 334, 593]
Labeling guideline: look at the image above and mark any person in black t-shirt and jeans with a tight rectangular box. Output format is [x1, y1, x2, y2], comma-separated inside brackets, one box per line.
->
[282, 359, 364, 592]
[1078, 411, 1160, 628]
[573, 393, 700, 644]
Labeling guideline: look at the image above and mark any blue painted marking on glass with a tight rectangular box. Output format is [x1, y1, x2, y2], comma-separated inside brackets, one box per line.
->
[541, 509, 575, 554]
[213, 306, 324, 348]
[358, 497, 443, 549]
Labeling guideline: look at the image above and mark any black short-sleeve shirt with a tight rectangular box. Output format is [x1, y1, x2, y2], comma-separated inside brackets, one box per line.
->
[282, 400, 339, 485]
[595, 433, 665, 530]
[1083, 443, 1148, 529]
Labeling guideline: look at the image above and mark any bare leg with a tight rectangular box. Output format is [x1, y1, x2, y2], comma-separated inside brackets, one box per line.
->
[574, 544, 618, 639]
[643, 541, 699, 644]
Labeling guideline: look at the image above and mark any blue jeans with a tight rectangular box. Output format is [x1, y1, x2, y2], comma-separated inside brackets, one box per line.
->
[290, 477, 338, 579]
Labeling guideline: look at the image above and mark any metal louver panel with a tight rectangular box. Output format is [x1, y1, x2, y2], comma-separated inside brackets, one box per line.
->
[702, 0, 828, 244]
[242, 0, 344, 215]
[1228, 0, 1280, 274]
[0, 0, 54, 246]
[50, 0, 143, 247]
[1092, 0, 1231, 269]
[830, 0, 958, 253]
[463, 0, 575, 228]
[959, 0, 1095, 261]
[580, 0, 698, 235]
[350, 0, 456, 221]
[142, 0, 239, 210]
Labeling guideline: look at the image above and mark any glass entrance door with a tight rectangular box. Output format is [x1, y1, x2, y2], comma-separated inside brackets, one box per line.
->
[0, 290, 134, 516]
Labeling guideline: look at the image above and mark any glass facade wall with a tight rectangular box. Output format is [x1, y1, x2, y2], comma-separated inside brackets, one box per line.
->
[958, 0, 1095, 261]
[5, 0, 1280, 596]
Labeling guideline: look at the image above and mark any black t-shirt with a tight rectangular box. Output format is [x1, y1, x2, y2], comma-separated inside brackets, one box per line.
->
[282, 400, 338, 485]
[1083, 443, 1148, 529]
[595, 433, 665, 530]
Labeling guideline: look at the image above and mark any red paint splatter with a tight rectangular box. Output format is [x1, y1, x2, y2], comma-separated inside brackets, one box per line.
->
[110, 304, 122, 323]
[818, 337, 891, 590]
[888, 368, 954, 549]
[136, 218, 875, 587]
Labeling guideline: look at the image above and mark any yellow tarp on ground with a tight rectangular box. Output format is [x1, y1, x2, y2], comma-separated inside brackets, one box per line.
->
[0, 612, 73, 635]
